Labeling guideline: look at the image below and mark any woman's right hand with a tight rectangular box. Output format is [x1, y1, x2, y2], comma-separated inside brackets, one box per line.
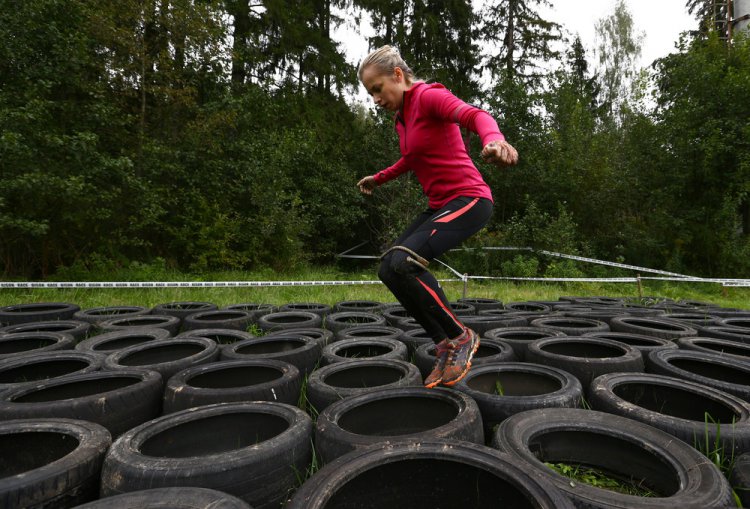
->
[357, 176, 377, 195]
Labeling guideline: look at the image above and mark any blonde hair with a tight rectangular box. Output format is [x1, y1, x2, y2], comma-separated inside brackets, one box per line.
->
[358, 45, 416, 83]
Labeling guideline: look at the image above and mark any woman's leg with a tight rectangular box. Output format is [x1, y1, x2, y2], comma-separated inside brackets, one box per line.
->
[378, 196, 493, 341]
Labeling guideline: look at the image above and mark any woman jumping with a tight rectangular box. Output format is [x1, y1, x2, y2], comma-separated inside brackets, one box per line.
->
[357, 45, 519, 388]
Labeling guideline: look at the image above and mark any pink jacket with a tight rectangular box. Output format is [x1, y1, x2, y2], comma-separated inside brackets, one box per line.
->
[373, 82, 505, 209]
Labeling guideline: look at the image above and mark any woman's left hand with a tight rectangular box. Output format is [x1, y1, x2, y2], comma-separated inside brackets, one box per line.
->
[482, 140, 519, 167]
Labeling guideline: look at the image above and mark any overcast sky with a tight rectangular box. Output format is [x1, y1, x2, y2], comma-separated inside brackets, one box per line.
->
[337, 0, 698, 103]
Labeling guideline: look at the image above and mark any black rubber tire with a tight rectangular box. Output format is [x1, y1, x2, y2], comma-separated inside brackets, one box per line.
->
[0, 369, 163, 437]
[163, 359, 301, 413]
[306, 359, 423, 413]
[321, 338, 408, 365]
[589, 372, 750, 456]
[220, 334, 321, 376]
[334, 325, 402, 342]
[448, 301, 476, 315]
[457, 297, 504, 312]
[483, 326, 566, 361]
[461, 315, 527, 336]
[721, 317, 750, 329]
[381, 305, 411, 327]
[730, 452, 750, 508]
[100, 402, 312, 509]
[0, 350, 104, 391]
[491, 408, 735, 508]
[332, 300, 384, 314]
[394, 316, 423, 331]
[0, 302, 81, 325]
[314, 386, 484, 464]
[609, 316, 698, 340]
[272, 327, 333, 348]
[222, 303, 276, 323]
[455, 362, 583, 434]
[0, 418, 111, 509]
[75, 328, 171, 354]
[255, 311, 323, 333]
[677, 336, 750, 364]
[646, 349, 750, 401]
[285, 439, 574, 509]
[526, 336, 644, 388]
[697, 325, 750, 344]
[662, 312, 724, 327]
[475, 311, 529, 327]
[324, 311, 386, 334]
[182, 310, 254, 332]
[0, 320, 92, 342]
[582, 331, 679, 355]
[530, 316, 610, 335]
[72, 306, 151, 325]
[397, 327, 433, 354]
[72, 486, 253, 508]
[0, 331, 76, 360]
[103, 337, 219, 381]
[278, 302, 331, 317]
[97, 315, 181, 336]
[175, 327, 254, 345]
[562, 309, 632, 325]
[151, 302, 218, 320]
[504, 301, 551, 313]
[413, 337, 516, 379]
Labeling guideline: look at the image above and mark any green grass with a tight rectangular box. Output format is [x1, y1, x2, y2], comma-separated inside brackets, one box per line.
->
[545, 462, 658, 497]
[1, 264, 748, 309]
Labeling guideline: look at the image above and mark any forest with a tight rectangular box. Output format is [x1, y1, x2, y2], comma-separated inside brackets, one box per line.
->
[1, 0, 748, 279]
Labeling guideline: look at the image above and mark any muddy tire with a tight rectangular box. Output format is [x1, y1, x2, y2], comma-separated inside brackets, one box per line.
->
[306, 359, 423, 413]
[222, 303, 276, 323]
[182, 310, 254, 332]
[646, 349, 750, 401]
[163, 359, 301, 413]
[151, 302, 218, 320]
[314, 387, 483, 464]
[334, 325, 402, 343]
[0, 331, 76, 360]
[526, 336, 644, 388]
[609, 316, 698, 340]
[0, 350, 105, 391]
[730, 453, 750, 508]
[278, 302, 331, 317]
[483, 326, 566, 361]
[321, 338, 408, 365]
[72, 486, 253, 508]
[0, 320, 92, 342]
[332, 300, 383, 314]
[582, 331, 678, 355]
[98, 315, 181, 336]
[589, 372, 750, 456]
[220, 334, 321, 376]
[73, 306, 151, 325]
[0, 418, 111, 509]
[530, 316, 610, 335]
[103, 337, 219, 380]
[457, 297, 504, 312]
[454, 362, 583, 434]
[491, 408, 734, 508]
[324, 312, 386, 334]
[75, 328, 171, 354]
[100, 402, 312, 509]
[0, 302, 80, 325]
[676, 336, 750, 364]
[0, 369, 163, 437]
[175, 328, 254, 346]
[255, 311, 323, 333]
[286, 440, 574, 509]
[273, 327, 333, 348]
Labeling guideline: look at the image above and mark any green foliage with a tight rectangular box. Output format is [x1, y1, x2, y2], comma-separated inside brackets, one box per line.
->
[545, 462, 657, 497]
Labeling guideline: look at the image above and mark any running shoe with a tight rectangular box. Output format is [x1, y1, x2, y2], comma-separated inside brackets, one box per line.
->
[440, 328, 480, 387]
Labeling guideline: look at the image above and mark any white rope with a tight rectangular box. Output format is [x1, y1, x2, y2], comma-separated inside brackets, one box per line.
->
[0, 279, 464, 289]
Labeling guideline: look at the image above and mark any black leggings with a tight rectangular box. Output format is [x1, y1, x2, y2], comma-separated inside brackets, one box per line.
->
[378, 196, 493, 342]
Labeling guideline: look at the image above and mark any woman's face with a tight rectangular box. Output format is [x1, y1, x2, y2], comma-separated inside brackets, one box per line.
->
[360, 65, 409, 112]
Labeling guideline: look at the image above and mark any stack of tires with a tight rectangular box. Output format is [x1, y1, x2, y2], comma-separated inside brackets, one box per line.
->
[0, 296, 749, 508]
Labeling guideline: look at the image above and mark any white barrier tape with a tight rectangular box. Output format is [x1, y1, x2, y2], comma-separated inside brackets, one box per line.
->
[458, 246, 694, 279]
[469, 276, 640, 283]
[0, 279, 464, 289]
